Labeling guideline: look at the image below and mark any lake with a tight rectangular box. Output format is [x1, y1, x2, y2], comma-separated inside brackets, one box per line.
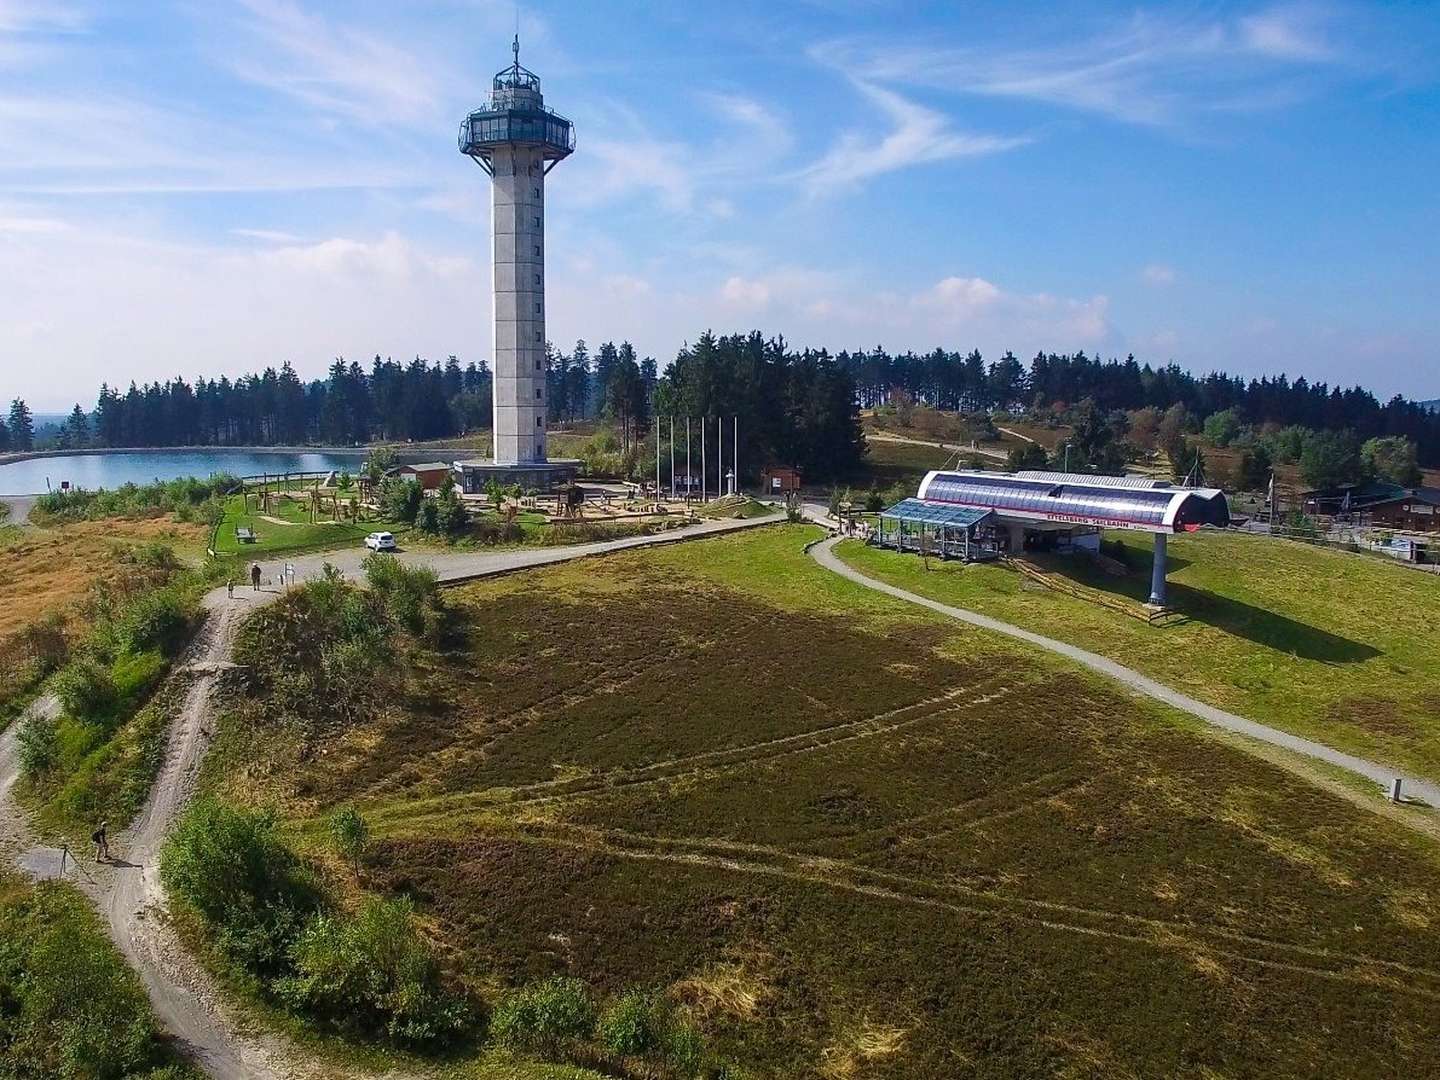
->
[0, 449, 383, 495]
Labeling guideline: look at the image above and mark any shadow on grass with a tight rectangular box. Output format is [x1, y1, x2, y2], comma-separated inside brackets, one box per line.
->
[1033, 552, 1381, 664]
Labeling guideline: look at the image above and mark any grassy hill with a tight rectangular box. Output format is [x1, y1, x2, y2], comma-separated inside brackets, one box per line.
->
[838, 529, 1440, 783]
[195, 526, 1440, 1077]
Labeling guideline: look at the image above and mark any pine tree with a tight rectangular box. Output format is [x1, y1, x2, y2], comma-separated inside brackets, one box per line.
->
[7, 399, 33, 451]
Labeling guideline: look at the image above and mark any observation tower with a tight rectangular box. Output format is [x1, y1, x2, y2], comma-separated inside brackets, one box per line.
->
[457, 37, 578, 490]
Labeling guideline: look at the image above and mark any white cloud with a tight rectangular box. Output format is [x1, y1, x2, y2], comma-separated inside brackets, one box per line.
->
[1239, 6, 1335, 61]
[812, 3, 1371, 130]
[0, 0, 86, 34]
[226, 0, 441, 127]
[720, 275, 771, 309]
[703, 93, 793, 157]
[230, 227, 302, 244]
[795, 80, 1027, 193]
[920, 276, 1002, 312]
[0, 212, 70, 233]
[1142, 263, 1176, 285]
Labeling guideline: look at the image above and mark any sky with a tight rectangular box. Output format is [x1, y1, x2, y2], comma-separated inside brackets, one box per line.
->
[1, 0, 1438, 411]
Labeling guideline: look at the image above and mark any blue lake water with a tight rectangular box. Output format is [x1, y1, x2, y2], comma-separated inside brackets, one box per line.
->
[0, 450, 377, 495]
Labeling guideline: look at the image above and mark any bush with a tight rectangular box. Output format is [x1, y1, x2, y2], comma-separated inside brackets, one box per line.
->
[12, 612, 69, 677]
[30, 476, 235, 524]
[276, 897, 467, 1045]
[663, 1020, 705, 1076]
[114, 587, 190, 657]
[491, 976, 597, 1053]
[379, 477, 422, 524]
[16, 710, 59, 777]
[234, 573, 394, 731]
[363, 553, 442, 640]
[160, 800, 318, 977]
[0, 877, 194, 1079]
[598, 989, 664, 1058]
[329, 806, 368, 867]
[53, 655, 117, 720]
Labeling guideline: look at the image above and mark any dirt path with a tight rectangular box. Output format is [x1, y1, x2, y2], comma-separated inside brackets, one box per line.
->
[0, 696, 54, 865]
[995, 425, 1037, 445]
[866, 430, 1008, 462]
[809, 535, 1440, 812]
[0, 514, 776, 1078]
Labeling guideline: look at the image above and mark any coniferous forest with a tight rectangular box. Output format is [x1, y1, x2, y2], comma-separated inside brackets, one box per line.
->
[4, 333, 1440, 480]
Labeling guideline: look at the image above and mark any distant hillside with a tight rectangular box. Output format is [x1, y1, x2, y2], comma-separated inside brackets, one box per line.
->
[1420, 399, 1440, 414]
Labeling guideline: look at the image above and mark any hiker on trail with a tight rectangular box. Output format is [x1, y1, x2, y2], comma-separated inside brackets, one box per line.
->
[251, 563, 262, 591]
[92, 821, 110, 862]
[227, 579, 234, 599]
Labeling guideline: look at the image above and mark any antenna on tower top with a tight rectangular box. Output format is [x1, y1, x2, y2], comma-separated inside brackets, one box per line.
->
[512, 32, 520, 68]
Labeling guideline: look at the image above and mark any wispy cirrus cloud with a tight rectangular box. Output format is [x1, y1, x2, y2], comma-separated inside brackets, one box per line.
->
[224, 0, 442, 126]
[810, 2, 1401, 129]
[0, 0, 88, 34]
[793, 79, 1028, 193]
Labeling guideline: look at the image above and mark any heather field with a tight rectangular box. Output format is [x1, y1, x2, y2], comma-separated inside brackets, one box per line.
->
[837, 529, 1440, 783]
[200, 526, 1440, 1077]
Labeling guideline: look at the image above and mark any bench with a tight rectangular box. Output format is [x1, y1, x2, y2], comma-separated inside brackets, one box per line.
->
[235, 526, 257, 543]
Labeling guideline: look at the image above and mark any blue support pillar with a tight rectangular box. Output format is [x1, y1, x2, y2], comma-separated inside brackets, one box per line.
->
[1148, 532, 1169, 607]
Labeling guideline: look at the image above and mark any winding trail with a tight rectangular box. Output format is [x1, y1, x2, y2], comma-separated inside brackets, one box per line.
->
[866, 430, 1007, 463]
[0, 513, 776, 1079]
[809, 534, 1440, 808]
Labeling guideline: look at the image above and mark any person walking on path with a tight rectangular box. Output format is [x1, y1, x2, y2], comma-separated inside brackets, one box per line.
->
[92, 821, 110, 862]
[227, 579, 234, 599]
[250, 562, 262, 591]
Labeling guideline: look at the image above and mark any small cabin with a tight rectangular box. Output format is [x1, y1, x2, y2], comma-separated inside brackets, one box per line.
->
[760, 465, 803, 496]
[398, 462, 454, 491]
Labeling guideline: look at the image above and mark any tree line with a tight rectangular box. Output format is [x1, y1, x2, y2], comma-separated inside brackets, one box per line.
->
[838, 348, 1440, 467]
[5, 338, 1436, 483]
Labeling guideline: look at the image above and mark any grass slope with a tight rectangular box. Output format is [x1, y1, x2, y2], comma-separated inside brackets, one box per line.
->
[213, 492, 370, 558]
[837, 529, 1440, 780]
[0, 871, 200, 1077]
[201, 526, 1440, 1077]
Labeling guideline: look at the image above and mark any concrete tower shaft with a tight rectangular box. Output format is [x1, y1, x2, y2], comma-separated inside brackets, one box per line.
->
[459, 39, 574, 468]
[491, 145, 547, 463]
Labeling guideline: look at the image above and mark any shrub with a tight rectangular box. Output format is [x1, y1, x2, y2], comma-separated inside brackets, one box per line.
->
[114, 587, 189, 657]
[52, 654, 117, 720]
[160, 799, 318, 977]
[598, 989, 663, 1058]
[16, 710, 59, 777]
[379, 477, 422, 524]
[491, 976, 597, 1053]
[863, 490, 884, 513]
[663, 1020, 705, 1076]
[0, 878, 188, 1079]
[363, 553, 442, 640]
[276, 897, 467, 1045]
[12, 612, 69, 677]
[329, 806, 368, 867]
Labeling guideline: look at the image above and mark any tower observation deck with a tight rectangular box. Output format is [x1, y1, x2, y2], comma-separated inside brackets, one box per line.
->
[459, 38, 576, 479]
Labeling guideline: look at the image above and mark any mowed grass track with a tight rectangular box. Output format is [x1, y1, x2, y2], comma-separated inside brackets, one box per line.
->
[208, 527, 1440, 1078]
[837, 530, 1440, 783]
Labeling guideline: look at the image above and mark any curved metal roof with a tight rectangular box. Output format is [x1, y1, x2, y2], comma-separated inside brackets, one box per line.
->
[916, 470, 1229, 533]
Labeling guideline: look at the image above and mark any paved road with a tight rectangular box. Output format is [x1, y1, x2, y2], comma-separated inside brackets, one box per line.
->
[227, 513, 775, 595]
[810, 534, 1440, 807]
